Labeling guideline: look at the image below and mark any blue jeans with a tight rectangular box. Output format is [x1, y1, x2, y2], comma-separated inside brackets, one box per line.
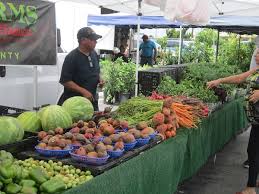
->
[140, 56, 153, 66]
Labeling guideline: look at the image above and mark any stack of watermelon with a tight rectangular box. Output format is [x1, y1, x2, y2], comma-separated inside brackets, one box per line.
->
[0, 116, 24, 145]
[0, 96, 95, 145]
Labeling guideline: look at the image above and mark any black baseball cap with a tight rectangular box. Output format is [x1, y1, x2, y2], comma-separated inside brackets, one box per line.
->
[77, 27, 102, 41]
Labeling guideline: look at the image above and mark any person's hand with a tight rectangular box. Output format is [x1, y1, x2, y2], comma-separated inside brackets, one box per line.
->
[153, 57, 156, 64]
[98, 79, 105, 88]
[249, 90, 259, 103]
[82, 90, 94, 101]
[207, 79, 221, 89]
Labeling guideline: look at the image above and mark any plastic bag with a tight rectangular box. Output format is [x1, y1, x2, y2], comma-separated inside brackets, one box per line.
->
[144, 0, 209, 25]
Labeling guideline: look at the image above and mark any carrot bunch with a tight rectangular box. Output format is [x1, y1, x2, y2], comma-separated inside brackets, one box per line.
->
[171, 102, 198, 129]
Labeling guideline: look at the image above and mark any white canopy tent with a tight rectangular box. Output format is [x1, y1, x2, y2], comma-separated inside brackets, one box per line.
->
[210, 0, 259, 17]
[47, 0, 259, 97]
[48, 0, 209, 96]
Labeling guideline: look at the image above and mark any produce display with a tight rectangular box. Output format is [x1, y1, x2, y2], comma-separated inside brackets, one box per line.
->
[0, 91, 215, 193]
[17, 112, 41, 133]
[62, 96, 94, 122]
[0, 116, 24, 146]
[0, 150, 93, 194]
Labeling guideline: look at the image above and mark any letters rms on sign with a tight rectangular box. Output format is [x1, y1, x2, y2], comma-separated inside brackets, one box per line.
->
[0, 0, 56, 65]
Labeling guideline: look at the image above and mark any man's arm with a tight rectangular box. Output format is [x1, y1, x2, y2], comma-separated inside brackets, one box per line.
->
[153, 47, 157, 59]
[62, 81, 94, 101]
[207, 68, 257, 89]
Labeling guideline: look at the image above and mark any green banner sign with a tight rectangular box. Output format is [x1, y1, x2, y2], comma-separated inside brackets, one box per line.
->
[0, 0, 56, 65]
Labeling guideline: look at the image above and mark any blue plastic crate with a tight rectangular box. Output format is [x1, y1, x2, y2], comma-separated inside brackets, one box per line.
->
[136, 136, 151, 147]
[124, 141, 137, 151]
[70, 151, 109, 165]
[107, 149, 124, 158]
[35, 146, 72, 157]
[149, 132, 158, 139]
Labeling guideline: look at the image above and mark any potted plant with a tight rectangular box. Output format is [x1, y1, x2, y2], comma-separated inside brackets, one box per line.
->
[101, 58, 136, 104]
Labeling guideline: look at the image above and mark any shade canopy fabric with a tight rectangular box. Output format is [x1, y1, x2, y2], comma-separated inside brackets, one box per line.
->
[49, 0, 259, 17]
[87, 14, 259, 34]
[48, 0, 209, 24]
[206, 15, 259, 34]
[87, 15, 182, 28]
[210, 0, 259, 17]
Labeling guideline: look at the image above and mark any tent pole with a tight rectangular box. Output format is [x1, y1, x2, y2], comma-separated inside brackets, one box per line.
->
[128, 28, 132, 57]
[135, 0, 141, 97]
[237, 34, 241, 65]
[178, 26, 183, 64]
[33, 65, 38, 111]
[215, 29, 220, 62]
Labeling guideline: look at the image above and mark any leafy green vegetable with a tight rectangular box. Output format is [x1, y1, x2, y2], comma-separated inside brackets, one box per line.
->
[115, 97, 163, 126]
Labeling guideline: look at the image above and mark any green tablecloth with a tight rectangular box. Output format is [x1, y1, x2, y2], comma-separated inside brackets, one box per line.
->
[64, 98, 248, 194]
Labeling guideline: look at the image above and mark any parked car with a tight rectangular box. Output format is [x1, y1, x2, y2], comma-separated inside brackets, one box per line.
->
[165, 39, 193, 55]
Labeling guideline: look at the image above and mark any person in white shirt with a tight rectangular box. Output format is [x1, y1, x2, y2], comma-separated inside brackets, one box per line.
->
[249, 36, 259, 70]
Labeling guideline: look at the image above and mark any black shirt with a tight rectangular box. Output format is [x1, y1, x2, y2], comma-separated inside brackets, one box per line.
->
[59, 48, 100, 102]
[114, 53, 128, 62]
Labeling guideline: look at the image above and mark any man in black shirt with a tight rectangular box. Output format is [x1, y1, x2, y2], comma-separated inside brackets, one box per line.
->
[58, 27, 103, 111]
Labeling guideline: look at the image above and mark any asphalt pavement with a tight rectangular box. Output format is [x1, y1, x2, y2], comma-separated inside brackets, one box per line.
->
[175, 126, 259, 194]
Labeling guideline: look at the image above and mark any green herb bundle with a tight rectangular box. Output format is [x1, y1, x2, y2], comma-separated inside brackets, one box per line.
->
[115, 97, 163, 126]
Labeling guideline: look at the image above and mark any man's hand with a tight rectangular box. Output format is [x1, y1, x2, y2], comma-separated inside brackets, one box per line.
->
[207, 79, 221, 89]
[82, 90, 94, 101]
[249, 90, 259, 103]
[98, 79, 105, 88]
[153, 57, 156, 64]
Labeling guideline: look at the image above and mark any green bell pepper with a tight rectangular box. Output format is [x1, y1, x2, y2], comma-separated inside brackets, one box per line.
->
[0, 175, 12, 184]
[40, 178, 66, 194]
[29, 167, 49, 184]
[0, 165, 15, 179]
[14, 165, 22, 181]
[21, 169, 29, 180]
[0, 159, 13, 167]
[4, 183, 22, 194]
[20, 186, 37, 194]
[19, 179, 36, 187]
[0, 150, 14, 162]
[0, 181, 3, 190]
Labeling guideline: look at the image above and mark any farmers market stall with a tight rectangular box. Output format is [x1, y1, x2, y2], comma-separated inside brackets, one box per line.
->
[61, 98, 248, 194]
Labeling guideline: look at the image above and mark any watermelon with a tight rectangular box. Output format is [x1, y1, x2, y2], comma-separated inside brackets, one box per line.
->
[39, 105, 72, 131]
[17, 111, 41, 132]
[0, 116, 24, 145]
[62, 96, 94, 122]
[37, 106, 49, 118]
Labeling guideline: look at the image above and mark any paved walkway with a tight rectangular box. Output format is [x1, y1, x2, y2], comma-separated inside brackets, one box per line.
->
[175, 127, 259, 194]
[98, 92, 118, 112]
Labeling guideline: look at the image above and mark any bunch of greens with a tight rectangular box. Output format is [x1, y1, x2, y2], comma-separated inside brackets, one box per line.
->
[157, 62, 242, 103]
[114, 97, 163, 126]
[157, 76, 218, 102]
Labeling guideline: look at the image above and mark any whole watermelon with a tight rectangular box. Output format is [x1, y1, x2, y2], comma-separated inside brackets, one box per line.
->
[17, 111, 41, 132]
[62, 96, 94, 122]
[37, 106, 49, 118]
[0, 116, 24, 145]
[39, 105, 72, 131]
